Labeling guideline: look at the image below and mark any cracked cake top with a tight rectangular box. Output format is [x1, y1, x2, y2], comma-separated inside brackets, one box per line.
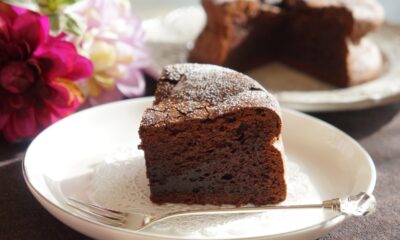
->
[140, 64, 280, 128]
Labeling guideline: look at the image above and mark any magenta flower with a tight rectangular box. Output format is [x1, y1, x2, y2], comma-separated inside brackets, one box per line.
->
[0, 2, 93, 142]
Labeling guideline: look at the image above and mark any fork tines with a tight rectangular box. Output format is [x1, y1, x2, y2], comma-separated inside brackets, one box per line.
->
[67, 198, 127, 226]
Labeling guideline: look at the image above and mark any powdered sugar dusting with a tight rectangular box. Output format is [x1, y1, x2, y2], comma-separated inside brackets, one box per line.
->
[347, 38, 383, 84]
[141, 63, 279, 127]
[159, 63, 265, 105]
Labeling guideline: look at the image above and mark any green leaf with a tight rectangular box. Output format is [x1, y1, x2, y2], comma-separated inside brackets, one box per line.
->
[37, 0, 83, 14]
[62, 13, 83, 36]
[59, 0, 82, 4]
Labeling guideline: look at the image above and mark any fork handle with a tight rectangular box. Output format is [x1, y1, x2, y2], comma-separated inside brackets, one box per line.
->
[156, 202, 339, 222]
[156, 198, 343, 222]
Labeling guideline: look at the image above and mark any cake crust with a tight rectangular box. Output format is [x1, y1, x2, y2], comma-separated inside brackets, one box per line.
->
[141, 64, 280, 128]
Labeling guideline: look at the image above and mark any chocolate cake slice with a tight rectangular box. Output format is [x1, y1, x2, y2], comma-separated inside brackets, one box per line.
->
[139, 63, 286, 206]
[189, 0, 384, 87]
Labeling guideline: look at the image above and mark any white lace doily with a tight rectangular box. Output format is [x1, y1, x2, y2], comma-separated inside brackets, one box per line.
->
[143, 6, 400, 112]
[88, 145, 321, 238]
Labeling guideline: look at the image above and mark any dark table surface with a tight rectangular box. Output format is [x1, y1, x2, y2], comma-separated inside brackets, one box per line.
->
[1, 97, 400, 239]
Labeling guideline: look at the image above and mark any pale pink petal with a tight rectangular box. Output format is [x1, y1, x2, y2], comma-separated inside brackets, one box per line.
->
[114, 41, 150, 69]
[116, 69, 145, 97]
[89, 88, 123, 106]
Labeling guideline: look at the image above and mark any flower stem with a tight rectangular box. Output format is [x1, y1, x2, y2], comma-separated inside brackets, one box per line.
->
[48, 13, 61, 33]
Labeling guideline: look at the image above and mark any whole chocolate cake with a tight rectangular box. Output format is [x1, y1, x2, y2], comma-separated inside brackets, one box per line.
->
[139, 63, 286, 206]
[189, 0, 384, 87]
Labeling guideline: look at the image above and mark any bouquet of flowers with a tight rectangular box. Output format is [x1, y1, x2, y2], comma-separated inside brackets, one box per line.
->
[0, 0, 153, 142]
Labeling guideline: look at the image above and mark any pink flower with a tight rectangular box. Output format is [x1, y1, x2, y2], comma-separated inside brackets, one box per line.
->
[0, 2, 93, 142]
[68, 0, 153, 105]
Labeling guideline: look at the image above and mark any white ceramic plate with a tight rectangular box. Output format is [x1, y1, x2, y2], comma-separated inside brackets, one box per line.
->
[23, 97, 376, 240]
[143, 6, 400, 112]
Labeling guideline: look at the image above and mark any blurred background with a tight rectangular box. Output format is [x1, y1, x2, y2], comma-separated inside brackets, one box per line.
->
[131, 0, 400, 23]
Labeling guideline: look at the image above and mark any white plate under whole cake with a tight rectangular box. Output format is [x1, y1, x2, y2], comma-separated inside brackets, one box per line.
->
[143, 6, 400, 112]
[23, 97, 376, 240]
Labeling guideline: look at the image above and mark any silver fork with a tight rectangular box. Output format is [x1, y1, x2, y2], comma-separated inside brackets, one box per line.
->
[66, 192, 376, 231]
